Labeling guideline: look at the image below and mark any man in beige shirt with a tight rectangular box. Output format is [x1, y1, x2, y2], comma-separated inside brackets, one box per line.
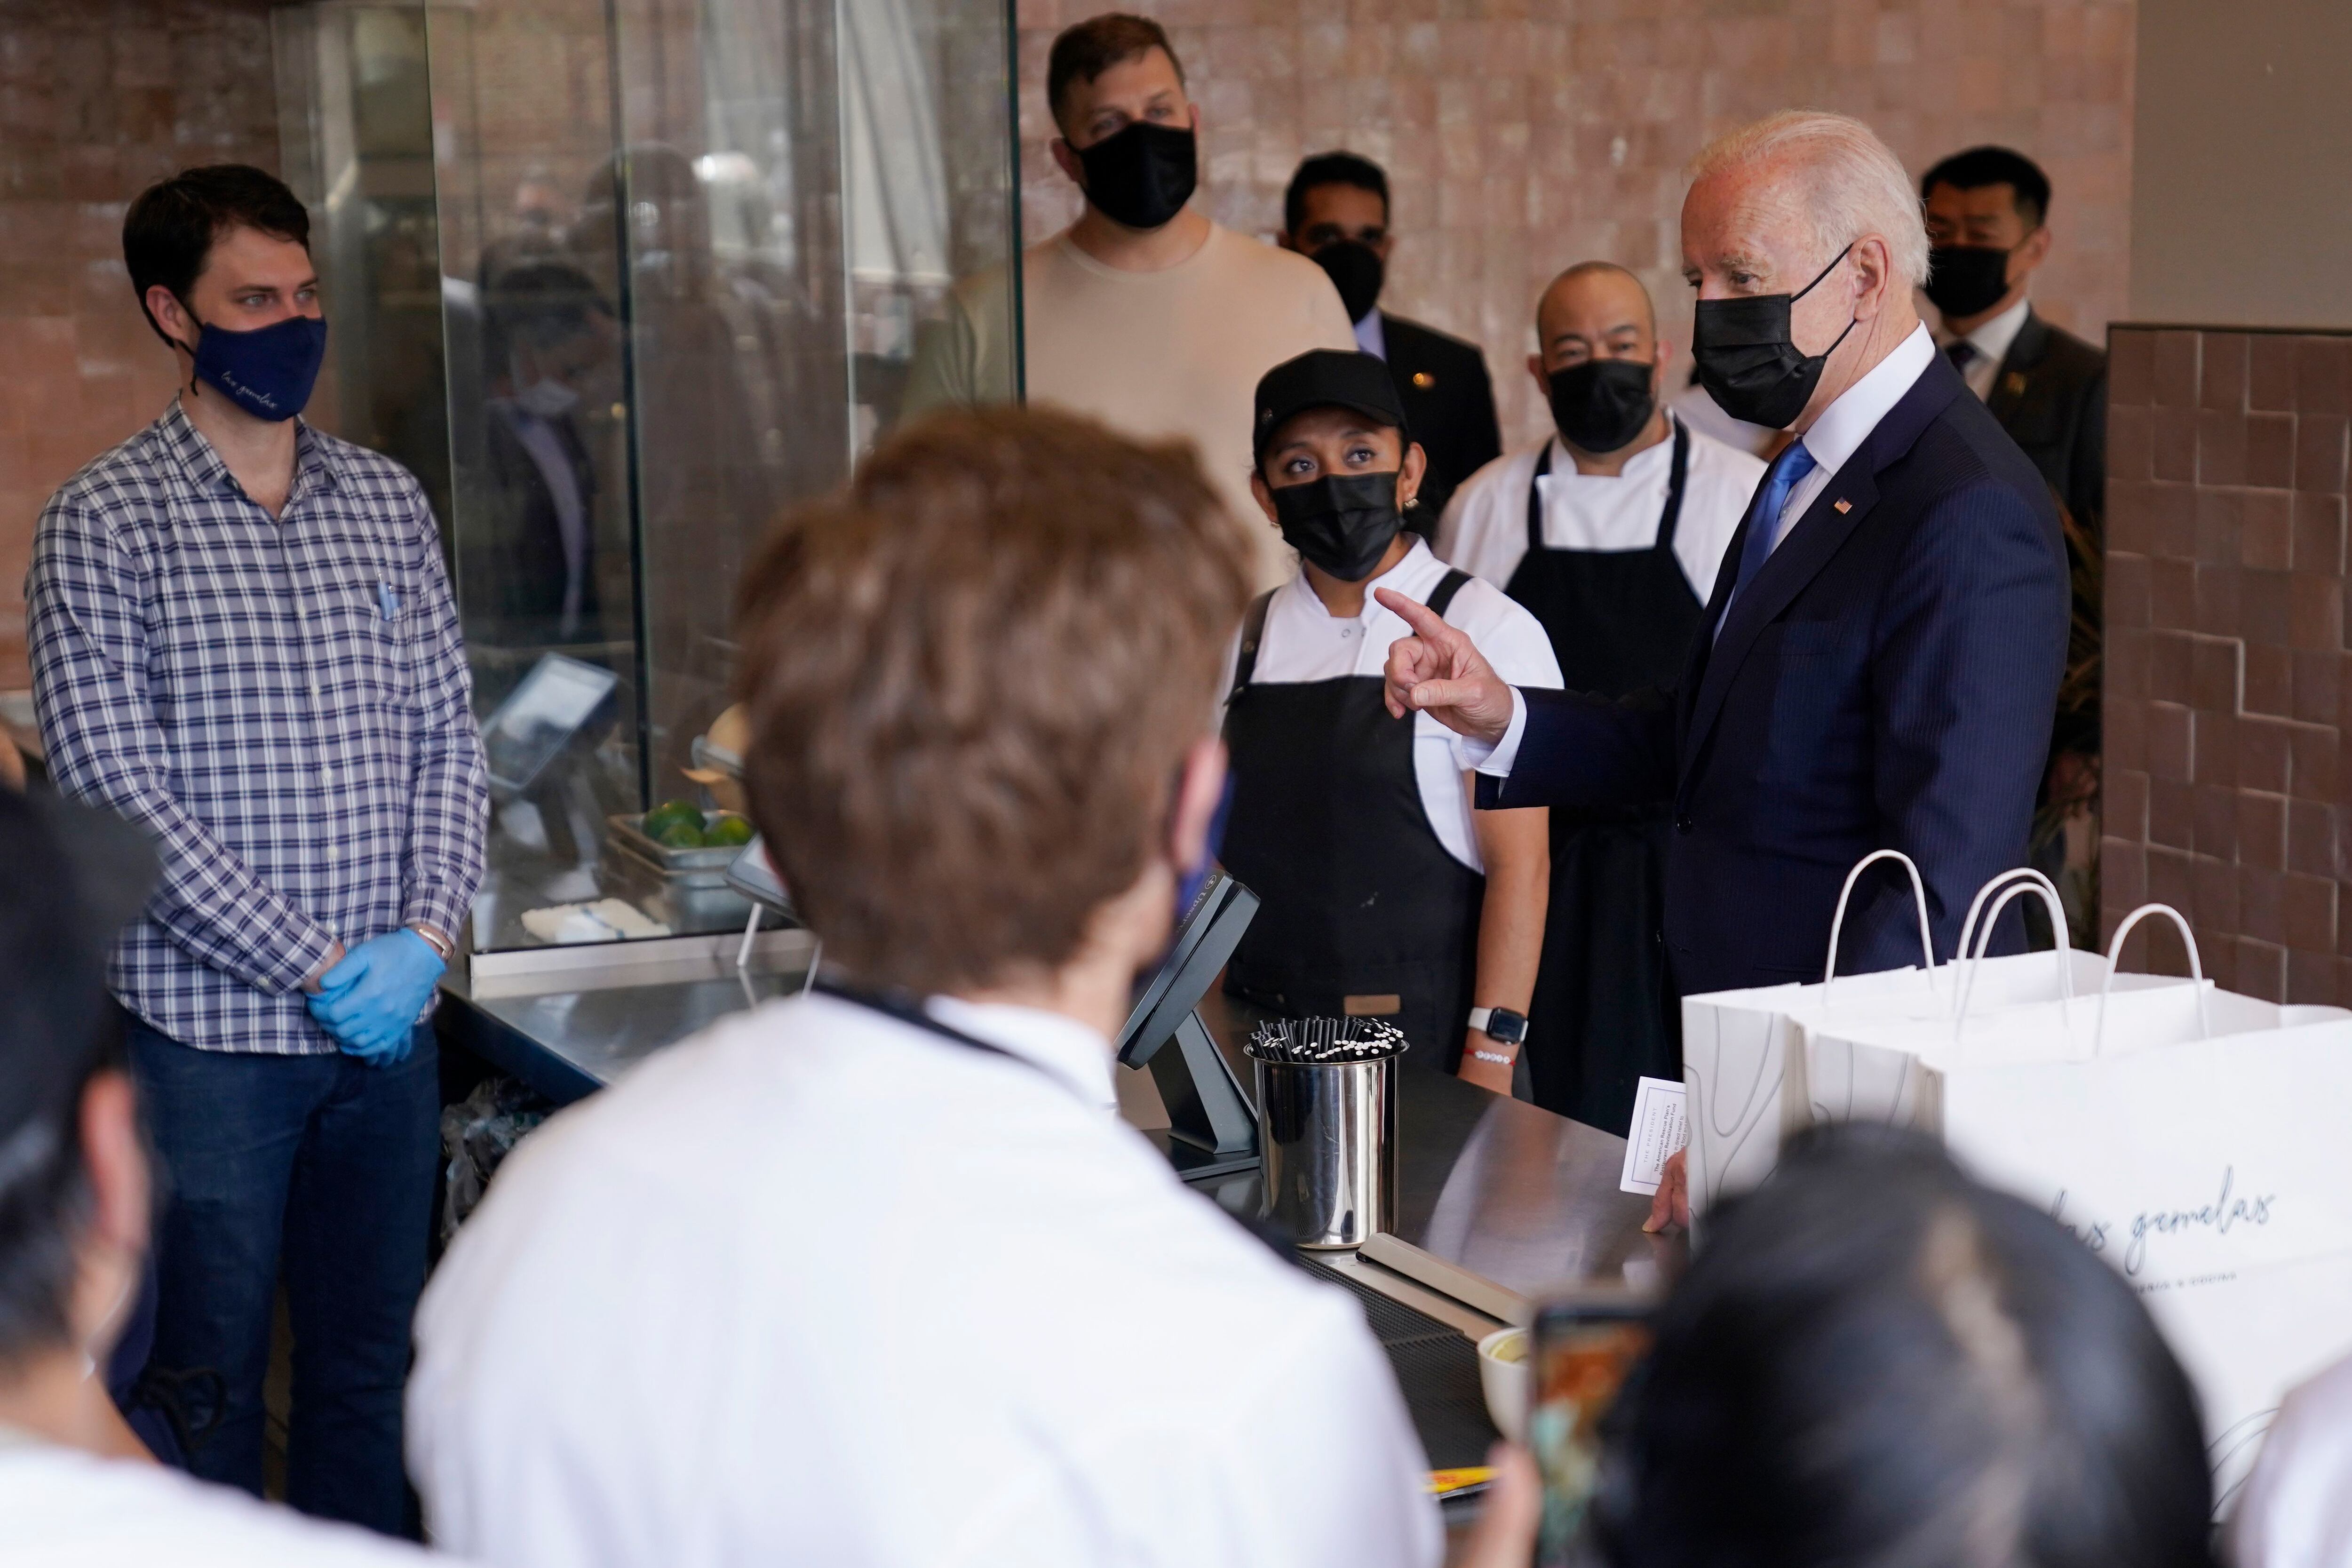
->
[907, 13, 1356, 586]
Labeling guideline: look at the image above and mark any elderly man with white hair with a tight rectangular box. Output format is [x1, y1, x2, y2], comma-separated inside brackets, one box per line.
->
[1384, 109, 2067, 1212]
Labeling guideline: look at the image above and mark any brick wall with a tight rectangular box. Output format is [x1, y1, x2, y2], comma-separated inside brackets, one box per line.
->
[2103, 325, 2351, 999]
[0, 0, 280, 692]
[1014, 0, 2137, 448]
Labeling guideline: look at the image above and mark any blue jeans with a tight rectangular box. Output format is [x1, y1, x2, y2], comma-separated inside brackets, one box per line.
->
[127, 1019, 439, 1536]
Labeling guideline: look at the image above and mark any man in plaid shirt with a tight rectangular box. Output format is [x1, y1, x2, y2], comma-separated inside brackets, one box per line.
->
[25, 166, 485, 1535]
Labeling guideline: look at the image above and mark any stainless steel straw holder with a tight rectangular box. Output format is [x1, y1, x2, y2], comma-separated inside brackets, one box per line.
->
[1247, 1019, 1407, 1250]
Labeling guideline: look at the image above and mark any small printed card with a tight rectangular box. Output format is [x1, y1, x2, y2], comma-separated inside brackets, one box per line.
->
[1619, 1075, 1690, 1196]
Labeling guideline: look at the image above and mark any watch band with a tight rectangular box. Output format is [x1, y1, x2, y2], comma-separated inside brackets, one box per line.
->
[408, 923, 455, 963]
[1467, 1006, 1528, 1047]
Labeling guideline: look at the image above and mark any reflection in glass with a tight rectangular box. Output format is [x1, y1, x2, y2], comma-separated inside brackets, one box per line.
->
[408, 0, 1019, 953]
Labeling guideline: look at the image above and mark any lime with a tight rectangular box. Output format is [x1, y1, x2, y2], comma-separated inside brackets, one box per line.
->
[643, 799, 704, 839]
[706, 813, 754, 846]
[655, 820, 707, 849]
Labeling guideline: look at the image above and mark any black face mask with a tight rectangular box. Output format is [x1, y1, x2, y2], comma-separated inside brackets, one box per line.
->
[1923, 244, 2012, 320]
[1313, 239, 1384, 324]
[1075, 121, 1197, 231]
[1546, 358, 1656, 454]
[1271, 471, 1405, 581]
[1689, 245, 1857, 430]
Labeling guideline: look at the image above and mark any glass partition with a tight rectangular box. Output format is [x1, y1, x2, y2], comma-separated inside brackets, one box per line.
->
[273, 0, 1022, 956]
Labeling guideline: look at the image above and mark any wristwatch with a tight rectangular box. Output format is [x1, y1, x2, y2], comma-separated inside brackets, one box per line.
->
[1466, 1006, 1529, 1048]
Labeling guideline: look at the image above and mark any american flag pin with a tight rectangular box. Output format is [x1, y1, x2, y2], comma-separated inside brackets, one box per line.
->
[1834, 498, 1852, 513]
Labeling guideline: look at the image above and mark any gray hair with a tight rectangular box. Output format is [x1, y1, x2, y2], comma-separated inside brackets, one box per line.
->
[1689, 110, 1930, 291]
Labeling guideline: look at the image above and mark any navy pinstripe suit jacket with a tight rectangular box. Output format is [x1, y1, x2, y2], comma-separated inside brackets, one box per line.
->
[1477, 350, 2070, 997]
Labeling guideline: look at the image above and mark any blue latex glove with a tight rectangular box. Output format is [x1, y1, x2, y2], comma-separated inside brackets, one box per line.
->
[308, 929, 444, 1065]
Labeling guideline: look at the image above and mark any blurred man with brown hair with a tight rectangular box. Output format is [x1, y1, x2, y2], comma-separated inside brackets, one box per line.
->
[906, 14, 1356, 587]
[407, 407, 1441, 1568]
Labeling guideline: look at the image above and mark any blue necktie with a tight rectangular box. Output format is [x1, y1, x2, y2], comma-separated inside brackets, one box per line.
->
[1717, 439, 1817, 638]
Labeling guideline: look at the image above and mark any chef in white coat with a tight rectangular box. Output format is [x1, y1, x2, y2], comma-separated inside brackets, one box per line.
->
[406, 406, 1441, 1568]
[1436, 262, 1765, 1135]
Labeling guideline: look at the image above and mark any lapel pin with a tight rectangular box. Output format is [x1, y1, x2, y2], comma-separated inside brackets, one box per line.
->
[1411, 371, 1435, 389]
[1833, 498, 1851, 514]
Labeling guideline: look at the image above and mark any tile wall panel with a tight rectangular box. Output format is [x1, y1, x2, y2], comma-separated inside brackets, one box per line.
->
[1015, 0, 2137, 448]
[0, 0, 279, 691]
[2105, 323, 2352, 1001]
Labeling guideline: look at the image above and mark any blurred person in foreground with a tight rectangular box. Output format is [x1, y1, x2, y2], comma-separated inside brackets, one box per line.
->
[406, 408, 1440, 1568]
[2227, 1349, 2352, 1568]
[25, 164, 486, 1528]
[906, 13, 1356, 587]
[0, 788, 432, 1566]
[1458, 1124, 2216, 1568]
[1278, 151, 1502, 525]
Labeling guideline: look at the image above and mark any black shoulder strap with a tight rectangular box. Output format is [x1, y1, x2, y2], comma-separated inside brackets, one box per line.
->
[1653, 416, 1692, 554]
[1526, 443, 1553, 555]
[1228, 589, 1276, 698]
[1426, 568, 1472, 620]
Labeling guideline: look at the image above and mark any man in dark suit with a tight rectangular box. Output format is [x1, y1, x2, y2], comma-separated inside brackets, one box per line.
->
[1920, 146, 2106, 531]
[1380, 110, 2068, 1011]
[1280, 152, 1502, 526]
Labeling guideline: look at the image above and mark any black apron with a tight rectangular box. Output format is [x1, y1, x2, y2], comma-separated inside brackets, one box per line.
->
[1221, 570, 1482, 1072]
[1503, 421, 1700, 1134]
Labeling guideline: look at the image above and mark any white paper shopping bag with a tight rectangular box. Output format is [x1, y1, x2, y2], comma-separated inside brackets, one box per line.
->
[1802, 905, 2352, 1288]
[1681, 858, 2125, 1220]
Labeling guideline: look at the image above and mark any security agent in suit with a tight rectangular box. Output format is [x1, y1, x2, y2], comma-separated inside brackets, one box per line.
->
[1379, 111, 2070, 999]
[1920, 146, 2106, 531]
[1280, 152, 1502, 528]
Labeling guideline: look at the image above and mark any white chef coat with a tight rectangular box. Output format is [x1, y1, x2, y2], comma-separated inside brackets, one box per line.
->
[2226, 1350, 2352, 1568]
[1666, 380, 1777, 458]
[407, 991, 1441, 1568]
[1434, 419, 1765, 605]
[1219, 536, 1562, 873]
[1942, 295, 2031, 402]
[0, 1443, 431, 1567]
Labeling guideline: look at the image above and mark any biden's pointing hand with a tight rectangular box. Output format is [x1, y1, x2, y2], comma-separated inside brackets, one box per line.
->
[1377, 588, 1516, 745]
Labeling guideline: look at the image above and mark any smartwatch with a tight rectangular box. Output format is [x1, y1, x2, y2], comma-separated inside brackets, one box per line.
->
[1466, 1006, 1529, 1048]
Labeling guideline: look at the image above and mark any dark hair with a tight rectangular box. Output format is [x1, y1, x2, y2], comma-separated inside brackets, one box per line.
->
[483, 261, 611, 368]
[122, 165, 311, 350]
[734, 407, 1252, 997]
[1599, 1124, 2214, 1568]
[1921, 145, 2053, 231]
[0, 793, 129, 1365]
[1284, 151, 1390, 237]
[1046, 14, 1184, 135]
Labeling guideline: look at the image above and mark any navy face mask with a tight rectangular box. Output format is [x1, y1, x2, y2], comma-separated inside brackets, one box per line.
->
[177, 308, 329, 422]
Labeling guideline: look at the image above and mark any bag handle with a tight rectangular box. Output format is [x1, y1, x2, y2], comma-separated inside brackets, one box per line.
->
[1951, 878, 2073, 1034]
[2096, 903, 2208, 1056]
[1822, 849, 1937, 1005]
[1954, 868, 2063, 979]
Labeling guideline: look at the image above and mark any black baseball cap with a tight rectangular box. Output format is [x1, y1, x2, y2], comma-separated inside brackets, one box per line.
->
[1252, 349, 1410, 465]
[0, 789, 156, 1166]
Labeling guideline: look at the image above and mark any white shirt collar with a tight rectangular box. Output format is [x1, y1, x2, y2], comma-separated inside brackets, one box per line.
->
[1282, 533, 1444, 619]
[1543, 418, 1678, 487]
[1961, 295, 2032, 367]
[921, 995, 1119, 1113]
[1796, 322, 1936, 477]
[1354, 309, 1388, 361]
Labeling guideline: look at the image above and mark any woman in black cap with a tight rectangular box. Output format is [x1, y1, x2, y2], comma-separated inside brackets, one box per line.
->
[1219, 349, 1561, 1091]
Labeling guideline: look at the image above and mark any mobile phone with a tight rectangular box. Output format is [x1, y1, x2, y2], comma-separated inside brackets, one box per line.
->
[1530, 1291, 1652, 1567]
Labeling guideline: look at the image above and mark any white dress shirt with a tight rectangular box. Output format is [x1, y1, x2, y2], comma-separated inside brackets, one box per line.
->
[1467, 323, 1936, 778]
[1223, 536, 1562, 871]
[1944, 295, 2030, 402]
[1355, 309, 1388, 360]
[408, 991, 1441, 1568]
[1434, 419, 1765, 601]
[0, 1444, 431, 1566]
